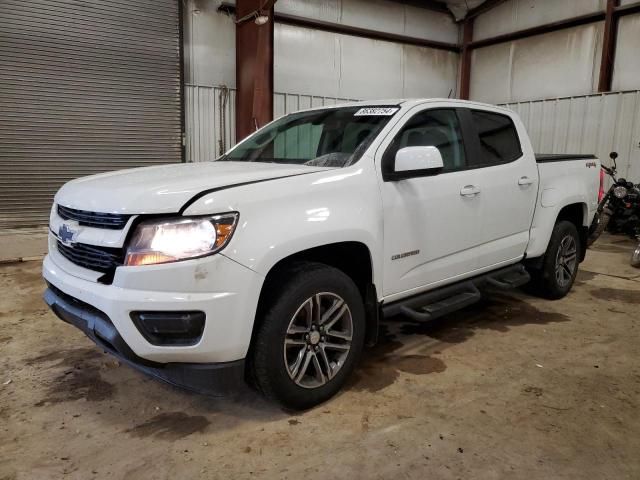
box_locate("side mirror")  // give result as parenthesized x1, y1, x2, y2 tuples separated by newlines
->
(392, 146, 444, 180)
(610, 151, 618, 169)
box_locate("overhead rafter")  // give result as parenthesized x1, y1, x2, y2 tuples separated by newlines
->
(219, 2, 460, 52)
(464, 0, 508, 20)
(615, 0, 640, 16)
(468, 11, 606, 49)
(385, 0, 451, 16)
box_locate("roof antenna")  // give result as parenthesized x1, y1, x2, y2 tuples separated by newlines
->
(448, 89, 453, 99)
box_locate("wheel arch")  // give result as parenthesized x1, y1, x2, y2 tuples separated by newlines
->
(250, 242, 380, 356)
(556, 202, 589, 261)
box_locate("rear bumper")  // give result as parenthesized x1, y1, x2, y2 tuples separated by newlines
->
(44, 285, 245, 395)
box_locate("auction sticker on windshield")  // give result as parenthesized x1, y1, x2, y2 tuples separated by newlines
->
(354, 107, 399, 116)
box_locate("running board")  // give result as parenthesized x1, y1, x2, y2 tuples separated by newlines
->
(383, 263, 530, 323)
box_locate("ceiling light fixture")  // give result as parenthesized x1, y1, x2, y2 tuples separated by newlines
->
(254, 13, 269, 25)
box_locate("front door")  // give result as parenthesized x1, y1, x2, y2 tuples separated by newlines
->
(377, 107, 485, 299)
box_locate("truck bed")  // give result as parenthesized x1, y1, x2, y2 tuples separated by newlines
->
(535, 154, 598, 163)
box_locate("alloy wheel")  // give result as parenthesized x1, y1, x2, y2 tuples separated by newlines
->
(283, 292, 353, 389)
(555, 235, 577, 287)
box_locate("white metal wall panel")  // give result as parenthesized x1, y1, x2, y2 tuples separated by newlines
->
(184, 0, 236, 87)
(185, 85, 236, 163)
(470, 23, 604, 104)
(474, 0, 606, 41)
(502, 91, 640, 182)
(275, 24, 459, 100)
(612, 14, 640, 92)
(0, 0, 182, 228)
(185, 85, 353, 162)
(275, 0, 458, 44)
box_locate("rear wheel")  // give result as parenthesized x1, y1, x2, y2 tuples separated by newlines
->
(248, 262, 365, 410)
(531, 221, 581, 299)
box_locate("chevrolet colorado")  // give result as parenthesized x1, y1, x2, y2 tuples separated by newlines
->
(43, 99, 600, 409)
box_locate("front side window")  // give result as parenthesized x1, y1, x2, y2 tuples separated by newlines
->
(220, 106, 398, 168)
(383, 109, 467, 175)
(470, 110, 522, 166)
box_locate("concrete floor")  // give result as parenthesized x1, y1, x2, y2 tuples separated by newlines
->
(1, 234, 639, 480)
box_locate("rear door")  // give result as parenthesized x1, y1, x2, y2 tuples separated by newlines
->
(462, 109, 538, 268)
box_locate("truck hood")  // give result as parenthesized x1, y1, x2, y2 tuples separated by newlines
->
(55, 161, 334, 214)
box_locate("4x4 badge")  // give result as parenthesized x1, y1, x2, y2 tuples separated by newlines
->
(58, 224, 77, 245)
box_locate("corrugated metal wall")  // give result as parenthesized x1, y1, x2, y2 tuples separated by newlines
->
(184, 0, 460, 100)
(612, 13, 640, 91)
(473, 0, 606, 41)
(275, 24, 459, 100)
(0, 0, 183, 229)
(470, 22, 604, 104)
(185, 84, 355, 162)
(501, 90, 640, 181)
(276, 0, 459, 44)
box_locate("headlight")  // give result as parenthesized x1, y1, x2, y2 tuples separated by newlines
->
(125, 213, 239, 267)
(614, 186, 628, 199)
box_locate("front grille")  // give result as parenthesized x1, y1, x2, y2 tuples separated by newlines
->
(47, 282, 110, 320)
(57, 240, 124, 273)
(58, 205, 131, 230)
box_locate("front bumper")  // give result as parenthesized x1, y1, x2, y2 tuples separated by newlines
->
(43, 241, 265, 364)
(44, 285, 245, 395)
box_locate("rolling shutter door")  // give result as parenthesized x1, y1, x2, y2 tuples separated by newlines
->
(0, 0, 183, 228)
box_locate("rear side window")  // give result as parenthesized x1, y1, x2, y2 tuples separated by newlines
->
(470, 111, 522, 166)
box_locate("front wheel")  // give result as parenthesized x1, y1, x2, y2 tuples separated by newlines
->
(531, 221, 581, 299)
(248, 262, 365, 410)
(632, 242, 640, 268)
(587, 210, 611, 247)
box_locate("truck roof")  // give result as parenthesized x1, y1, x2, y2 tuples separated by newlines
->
(304, 98, 514, 114)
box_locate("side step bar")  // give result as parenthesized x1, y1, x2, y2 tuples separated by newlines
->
(383, 263, 531, 323)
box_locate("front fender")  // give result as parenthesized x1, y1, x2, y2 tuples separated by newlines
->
(182, 164, 384, 288)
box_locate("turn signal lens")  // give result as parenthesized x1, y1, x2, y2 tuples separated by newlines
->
(125, 252, 177, 267)
(124, 213, 239, 266)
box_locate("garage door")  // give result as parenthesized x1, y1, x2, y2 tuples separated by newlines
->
(0, 0, 183, 229)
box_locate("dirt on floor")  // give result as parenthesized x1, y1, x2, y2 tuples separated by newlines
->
(1, 234, 639, 480)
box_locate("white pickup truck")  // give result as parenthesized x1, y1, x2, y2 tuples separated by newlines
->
(43, 99, 600, 409)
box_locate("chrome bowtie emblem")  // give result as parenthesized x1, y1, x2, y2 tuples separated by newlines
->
(58, 224, 77, 245)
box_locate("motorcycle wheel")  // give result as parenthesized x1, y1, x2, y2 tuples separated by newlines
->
(631, 242, 640, 268)
(587, 211, 612, 247)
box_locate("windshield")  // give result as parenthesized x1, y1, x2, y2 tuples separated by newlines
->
(219, 106, 399, 168)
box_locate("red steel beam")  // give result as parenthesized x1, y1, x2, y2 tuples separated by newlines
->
(459, 17, 474, 100)
(235, 0, 274, 142)
(599, 0, 620, 92)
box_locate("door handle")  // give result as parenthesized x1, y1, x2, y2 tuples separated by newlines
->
(460, 185, 481, 197)
(518, 176, 534, 186)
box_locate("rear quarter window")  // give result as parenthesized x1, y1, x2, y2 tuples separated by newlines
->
(471, 110, 522, 166)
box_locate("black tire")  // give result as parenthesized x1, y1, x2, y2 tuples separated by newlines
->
(587, 210, 611, 247)
(248, 262, 365, 410)
(531, 221, 581, 299)
(631, 242, 640, 268)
